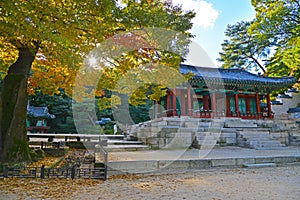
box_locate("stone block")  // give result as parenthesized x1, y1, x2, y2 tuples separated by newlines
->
(255, 157, 275, 163)
(221, 132, 236, 138)
(198, 122, 212, 128)
(272, 156, 299, 163)
(184, 121, 199, 128)
(289, 131, 300, 137)
(211, 158, 236, 167)
(236, 158, 255, 165)
(151, 121, 167, 127)
(198, 140, 217, 146)
(108, 160, 158, 172)
(243, 163, 277, 168)
(189, 159, 212, 169)
(158, 160, 189, 169)
(225, 137, 237, 144)
(164, 135, 192, 149)
(146, 137, 157, 145)
(225, 122, 257, 128)
(221, 128, 237, 133)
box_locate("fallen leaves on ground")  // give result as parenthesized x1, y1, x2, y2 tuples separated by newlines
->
(0, 178, 102, 199)
(26, 156, 63, 168)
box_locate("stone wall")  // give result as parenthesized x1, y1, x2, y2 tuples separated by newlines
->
(272, 92, 300, 115)
(128, 116, 300, 150)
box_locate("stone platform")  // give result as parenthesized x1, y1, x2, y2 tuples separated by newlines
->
(103, 146, 300, 175)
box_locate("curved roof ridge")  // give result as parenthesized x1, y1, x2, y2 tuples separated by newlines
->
(179, 63, 297, 91)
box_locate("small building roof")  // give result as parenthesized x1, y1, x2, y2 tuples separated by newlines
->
(180, 64, 297, 92)
(27, 106, 55, 119)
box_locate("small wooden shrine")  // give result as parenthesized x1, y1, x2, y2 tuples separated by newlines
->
(27, 105, 55, 133)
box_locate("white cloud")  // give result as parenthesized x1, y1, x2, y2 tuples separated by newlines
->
(171, 0, 220, 29)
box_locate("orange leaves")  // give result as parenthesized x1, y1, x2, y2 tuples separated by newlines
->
(29, 56, 77, 96)
(109, 31, 157, 52)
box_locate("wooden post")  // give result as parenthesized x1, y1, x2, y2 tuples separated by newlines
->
(234, 93, 240, 117)
(157, 100, 161, 116)
(172, 89, 177, 116)
(211, 91, 217, 117)
(267, 93, 272, 118)
(71, 166, 75, 180)
(167, 92, 171, 111)
(255, 92, 261, 118)
(3, 164, 8, 178)
(187, 86, 192, 116)
(152, 101, 156, 119)
(246, 95, 250, 116)
(203, 95, 209, 110)
(41, 165, 45, 179)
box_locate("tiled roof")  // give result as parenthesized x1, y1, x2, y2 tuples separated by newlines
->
(180, 64, 297, 92)
(27, 106, 55, 119)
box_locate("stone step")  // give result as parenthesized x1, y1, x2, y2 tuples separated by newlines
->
(198, 122, 212, 128)
(237, 128, 270, 131)
(198, 139, 217, 147)
(107, 140, 144, 145)
(225, 122, 257, 128)
(238, 132, 270, 138)
(196, 132, 221, 140)
(289, 141, 300, 146)
(290, 131, 300, 137)
(248, 140, 283, 146)
(178, 128, 197, 133)
(221, 128, 237, 133)
(248, 140, 285, 149)
(104, 144, 149, 152)
(243, 163, 277, 168)
(254, 146, 286, 150)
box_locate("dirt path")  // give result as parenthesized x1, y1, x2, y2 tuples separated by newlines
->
(1, 165, 300, 200)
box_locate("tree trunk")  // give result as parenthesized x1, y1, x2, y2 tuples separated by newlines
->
(0, 47, 37, 162)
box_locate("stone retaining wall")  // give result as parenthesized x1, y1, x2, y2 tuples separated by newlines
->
(128, 115, 300, 149)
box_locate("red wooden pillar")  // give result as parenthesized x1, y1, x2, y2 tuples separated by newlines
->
(179, 89, 186, 116)
(152, 101, 156, 119)
(157, 100, 161, 116)
(226, 95, 231, 117)
(187, 86, 192, 116)
(234, 93, 240, 117)
(167, 92, 171, 111)
(172, 89, 177, 116)
(203, 95, 209, 111)
(211, 91, 217, 117)
(246, 95, 250, 116)
(266, 93, 272, 118)
(255, 92, 261, 118)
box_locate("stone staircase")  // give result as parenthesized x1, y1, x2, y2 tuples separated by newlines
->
(236, 128, 285, 150)
(102, 135, 149, 152)
(191, 119, 224, 149)
(127, 116, 299, 150)
(289, 130, 300, 146)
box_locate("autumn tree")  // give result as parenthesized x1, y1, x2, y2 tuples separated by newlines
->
(0, 0, 195, 162)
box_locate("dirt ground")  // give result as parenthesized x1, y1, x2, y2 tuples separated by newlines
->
(1, 165, 299, 200)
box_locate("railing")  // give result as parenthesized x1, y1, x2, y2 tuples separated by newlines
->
(193, 110, 226, 118)
(94, 143, 108, 181)
(0, 164, 106, 180)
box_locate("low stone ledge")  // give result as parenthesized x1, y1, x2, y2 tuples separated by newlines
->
(211, 158, 237, 167)
(158, 160, 189, 169)
(189, 159, 212, 169)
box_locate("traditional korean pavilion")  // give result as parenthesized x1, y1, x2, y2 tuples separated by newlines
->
(27, 105, 55, 133)
(156, 64, 297, 119)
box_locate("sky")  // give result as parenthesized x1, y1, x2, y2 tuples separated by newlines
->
(171, 0, 256, 67)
